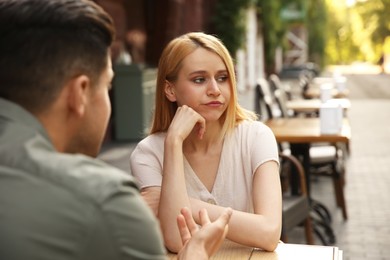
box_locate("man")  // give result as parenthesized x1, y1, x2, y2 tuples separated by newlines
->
(0, 0, 231, 259)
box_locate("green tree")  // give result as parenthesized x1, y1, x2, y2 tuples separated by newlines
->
(324, 0, 362, 64)
(307, 0, 327, 68)
(212, 0, 254, 56)
(213, 0, 329, 72)
(256, 0, 285, 74)
(355, 0, 390, 58)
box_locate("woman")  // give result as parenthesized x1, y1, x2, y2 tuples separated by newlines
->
(130, 32, 281, 253)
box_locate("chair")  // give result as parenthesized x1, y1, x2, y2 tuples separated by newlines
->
(298, 71, 315, 99)
(256, 79, 313, 244)
(309, 144, 348, 220)
(273, 81, 348, 221)
(256, 76, 345, 244)
(279, 153, 314, 245)
(269, 74, 292, 101)
(255, 78, 276, 120)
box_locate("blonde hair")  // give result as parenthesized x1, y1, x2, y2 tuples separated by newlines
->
(150, 32, 257, 137)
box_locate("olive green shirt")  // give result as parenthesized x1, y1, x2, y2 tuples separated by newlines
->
(0, 98, 166, 260)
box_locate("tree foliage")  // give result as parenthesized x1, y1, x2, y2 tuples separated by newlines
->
(212, 0, 254, 56)
(306, 0, 327, 67)
(213, 0, 328, 71)
(355, 0, 390, 45)
(256, 0, 285, 74)
(355, 0, 390, 60)
(256, 0, 327, 72)
(324, 0, 390, 64)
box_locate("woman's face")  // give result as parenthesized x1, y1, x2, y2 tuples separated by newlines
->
(168, 48, 231, 122)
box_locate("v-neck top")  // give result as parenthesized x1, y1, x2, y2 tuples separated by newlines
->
(130, 120, 279, 213)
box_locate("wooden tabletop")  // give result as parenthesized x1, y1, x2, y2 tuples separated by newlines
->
(286, 98, 351, 113)
(264, 117, 351, 143)
(304, 87, 349, 99)
(167, 240, 342, 259)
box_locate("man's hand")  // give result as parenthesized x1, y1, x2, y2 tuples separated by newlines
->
(177, 207, 232, 259)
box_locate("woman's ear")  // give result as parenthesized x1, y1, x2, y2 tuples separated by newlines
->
(66, 75, 90, 117)
(164, 80, 176, 102)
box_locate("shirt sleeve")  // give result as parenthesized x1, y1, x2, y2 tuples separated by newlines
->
(129, 135, 164, 189)
(249, 121, 280, 173)
(100, 182, 167, 260)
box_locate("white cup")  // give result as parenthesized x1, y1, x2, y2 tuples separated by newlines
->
(334, 76, 347, 91)
(320, 83, 333, 103)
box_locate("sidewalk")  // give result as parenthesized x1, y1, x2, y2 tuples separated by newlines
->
(98, 65, 390, 260)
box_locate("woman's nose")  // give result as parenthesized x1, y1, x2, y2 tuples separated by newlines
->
(207, 78, 221, 95)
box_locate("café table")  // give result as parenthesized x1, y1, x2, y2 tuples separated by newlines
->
(264, 117, 351, 194)
(301, 76, 349, 100)
(264, 117, 351, 244)
(304, 87, 349, 99)
(265, 117, 351, 145)
(286, 98, 351, 115)
(167, 239, 343, 259)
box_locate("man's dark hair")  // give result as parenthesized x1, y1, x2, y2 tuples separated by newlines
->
(0, 0, 115, 113)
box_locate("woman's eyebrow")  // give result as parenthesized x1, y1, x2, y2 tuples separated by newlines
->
(188, 69, 227, 76)
(188, 70, 207, 76)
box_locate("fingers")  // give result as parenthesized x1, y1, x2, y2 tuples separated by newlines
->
(169, 105, 206, 141)
(215, 208, 232, 242)
(177, 214, 191, 246)
(177, 207, 201, 246)
(177, 207, 233, 258)
(198, 207, 233, 231)
(199, 208, 211, 226)
(181, 207, 199, 235)
(197, 122, 206, 140)
(199, 207, 233, 257)
(215, 207, 233, 227)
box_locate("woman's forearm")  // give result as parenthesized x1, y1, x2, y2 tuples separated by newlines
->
(158, 137, 191, 253)
(190, 198, 281, 251)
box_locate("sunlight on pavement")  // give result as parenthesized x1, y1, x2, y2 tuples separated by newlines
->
(327, 63, 383, 75)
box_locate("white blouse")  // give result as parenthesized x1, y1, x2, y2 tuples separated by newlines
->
(130, 120, 279, 213)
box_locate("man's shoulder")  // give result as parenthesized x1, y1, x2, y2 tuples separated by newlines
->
(0, 154, 163, 260)
(50, 153, 140, 203)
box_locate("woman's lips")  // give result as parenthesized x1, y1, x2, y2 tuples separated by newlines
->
(205, 101, 223, 107)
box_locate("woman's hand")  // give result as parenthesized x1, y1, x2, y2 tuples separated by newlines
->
(167, 105, 206, 142)
(177, 207, 232, 259)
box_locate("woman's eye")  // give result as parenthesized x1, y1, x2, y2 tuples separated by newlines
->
(193, 77, 205, 84)
(217, 75, 228, 82)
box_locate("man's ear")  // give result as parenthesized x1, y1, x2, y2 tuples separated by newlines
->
(164, 80, 176, 102)
(66, 75, 90, 117)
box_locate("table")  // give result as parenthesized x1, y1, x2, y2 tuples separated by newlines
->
(167, 240, 343, 259)
(264, 117, 351, 244)
(264, 116, 351, 195)
(265, 117, 351, 144)
(303, 87, 349, 99)
(286, 98, 351, 114)
(302, 77, 348, 99)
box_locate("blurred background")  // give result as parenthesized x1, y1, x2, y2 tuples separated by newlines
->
(92, 0, 390, 141)
(95, 1, 390, 259)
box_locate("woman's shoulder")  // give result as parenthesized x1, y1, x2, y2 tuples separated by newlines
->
(137, 132, 166, 147)
(131, 132, 166, 157)
(236, 120, 272, 134)
(232, 120, 275, 145)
